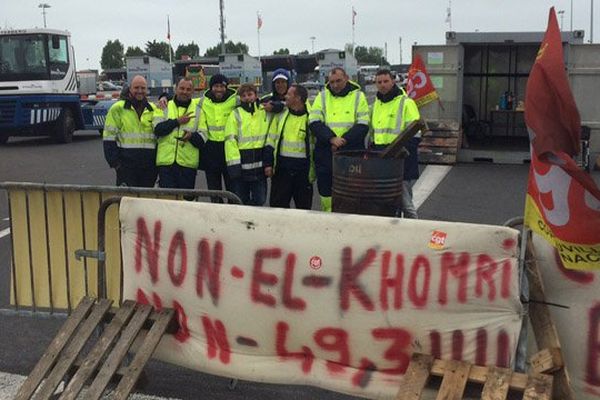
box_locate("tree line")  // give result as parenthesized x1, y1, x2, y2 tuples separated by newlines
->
(100, 40, 389, 70)
(100, 39, 250, 69)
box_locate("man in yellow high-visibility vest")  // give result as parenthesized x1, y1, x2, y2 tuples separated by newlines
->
(103, 75, 157, 187)
(152, 77, 199, 189)
(264, 84, 314, 209)
(370, 69, 421, 218)
(224, 83, 269, 206)
(309, 67, 369, 212)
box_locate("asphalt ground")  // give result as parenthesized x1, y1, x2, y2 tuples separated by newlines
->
(0, 131, 596, 398)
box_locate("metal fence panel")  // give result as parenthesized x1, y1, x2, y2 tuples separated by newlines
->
(1, 182, 241, 314)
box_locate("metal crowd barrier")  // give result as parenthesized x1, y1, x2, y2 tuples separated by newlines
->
(0, 182, 241, 315)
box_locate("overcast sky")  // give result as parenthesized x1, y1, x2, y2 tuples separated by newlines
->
(2, 0, 598, 71)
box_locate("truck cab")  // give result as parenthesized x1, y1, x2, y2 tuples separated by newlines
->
(0, 28, 107, 144)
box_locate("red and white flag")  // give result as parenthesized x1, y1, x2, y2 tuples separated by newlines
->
(524, 7, 600, 270)
(167, 15, 171, 40)
(257, 13, 263, 30)
(406, 54, 439, 107)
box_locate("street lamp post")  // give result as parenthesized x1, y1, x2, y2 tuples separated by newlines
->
(309, 36, 316, 54)
(38, 3, 51, 28)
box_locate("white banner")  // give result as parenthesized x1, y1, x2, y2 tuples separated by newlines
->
(120, 198, 522, 399)
(533, 234, 600, 398)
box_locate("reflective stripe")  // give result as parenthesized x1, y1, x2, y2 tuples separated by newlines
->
(208, 125, 225, 131)
(119, 132, 156, 140)
(354, 90, 361, 118)
(195, 130, 208, 142)
(357, 119, 369, 126)
(308, 118, 321, 124)
(356, 112, 369, 117)
(104, 126, 119, 133)
(238, 135, 268, 144)
(234, 109, 243, 142)
(310, 109, 323, 116)
(226, 134, 236, 141)
(280, 150, 307, 158)
(241, 161, 263, 170)
(327, 122, 354, 129)
(395, 97, 406, 133)
(103, 137, 116, 142)
(373, 128, 398, 134)
(280, 140, 306, 149)
(193, 97, 205, 132)
(320, 90, 327, 121)
(227, 159, 241, 166)
(117, 142, 156, 149)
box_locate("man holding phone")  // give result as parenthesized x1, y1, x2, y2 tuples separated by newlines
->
(152, 77, 200, 189)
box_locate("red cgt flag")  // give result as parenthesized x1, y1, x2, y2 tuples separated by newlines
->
(406, 54, 439, 107)
(524, 7, 600, 270)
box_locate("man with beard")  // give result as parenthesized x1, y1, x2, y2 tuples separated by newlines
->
(153, 77, 199, 189)
(370, 69, 421, 218)
(309, 67, 369, 211)
(189, 74, 238, 202)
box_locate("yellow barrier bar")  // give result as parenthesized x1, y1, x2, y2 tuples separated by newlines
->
(45, 191, 69, 311)
(27, 190, 51, 309)
(10, 190, 32, 307)
(63, 191, 86, 308)
(82, 192, 100, 298)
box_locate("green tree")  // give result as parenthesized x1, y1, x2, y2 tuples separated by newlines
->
(144, 40, 174, 62)
(298, 50, 310, 55)
(204, 41, 249, 57)
(175, 42, 200, 60)
(273, 48, 290, 55)
(354, 45, 388, 65)
(125, 46, 145, 57)
(100, 39, 124, 69)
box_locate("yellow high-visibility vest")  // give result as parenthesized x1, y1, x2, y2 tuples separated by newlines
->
(153, 99, 200, 169)
(370, 91, 421, 145)
(225, 106, 268, 175)
(103, 100, 156, 150)
(309, 82, 369, 136)
(194, 92, 239, 142)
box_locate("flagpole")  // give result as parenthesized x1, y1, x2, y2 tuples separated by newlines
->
(257, 12, 261, 61)
(167, 15, 172, 65)
(352, 6, 356, 56)
(448, 0, 452, 31)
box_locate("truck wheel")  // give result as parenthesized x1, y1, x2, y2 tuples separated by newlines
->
(0, 133, 8, 145)
(54, 108, 75, 143)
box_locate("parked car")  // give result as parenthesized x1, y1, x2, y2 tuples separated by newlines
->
(97, 81, 122, 92)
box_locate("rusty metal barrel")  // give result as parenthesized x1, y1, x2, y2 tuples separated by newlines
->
(332, 150, 404, 217)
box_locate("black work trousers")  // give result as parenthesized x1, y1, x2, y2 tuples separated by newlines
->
(116, 165, 157, 188)
(205, 170, 233, 203)
(269, 168, 313, 210)
(158, 164, 197, 189)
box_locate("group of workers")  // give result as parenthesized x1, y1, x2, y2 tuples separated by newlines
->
(102, 66, 421, 217)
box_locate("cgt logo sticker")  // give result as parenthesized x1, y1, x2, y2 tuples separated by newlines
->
(309, 256, 322, 270)
(428, 230, 447, 250)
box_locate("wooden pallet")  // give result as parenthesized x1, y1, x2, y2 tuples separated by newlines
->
(418, 120, 461, 165)
(397, 353, 553, 400)
(15, 297, 175, 400)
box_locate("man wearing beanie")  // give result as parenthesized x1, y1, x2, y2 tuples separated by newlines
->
(189, 73, 239, 202)
(261, 68, 290, 125)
